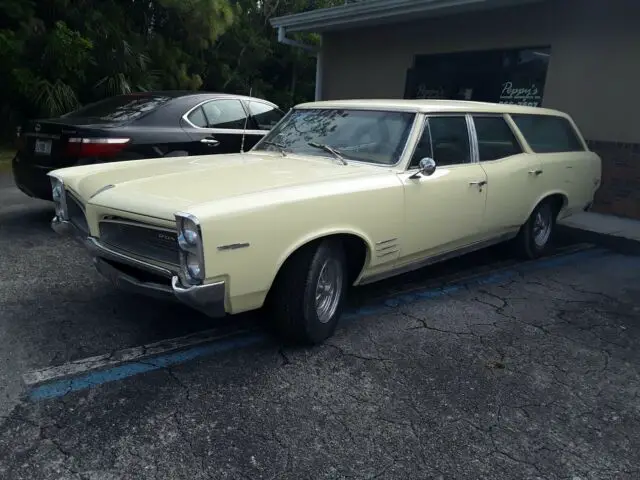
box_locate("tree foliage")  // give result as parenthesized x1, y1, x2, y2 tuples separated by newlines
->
(0, 0, 342, 139)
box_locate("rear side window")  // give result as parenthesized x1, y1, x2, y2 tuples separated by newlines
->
(187, 107, 208, 128)
(248, 102, 284, 130)
(202, 99, 248, 129)
(64, 94, 172, 122)
(511, 114, 585, 153)
(473, 116, 522, 161)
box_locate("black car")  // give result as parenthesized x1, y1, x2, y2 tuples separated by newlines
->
(12, 91, 285, 200)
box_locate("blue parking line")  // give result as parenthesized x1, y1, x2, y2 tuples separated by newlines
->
(28, 247, 606, 401)
(30, 333, 265, 401)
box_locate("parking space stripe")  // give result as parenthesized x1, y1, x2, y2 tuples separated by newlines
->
(28, 333, 265, 401)
(24, 245, 606, 401)
(22, 327, 256, 387)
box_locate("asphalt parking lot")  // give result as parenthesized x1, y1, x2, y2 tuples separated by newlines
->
(1, 172, 639, 480)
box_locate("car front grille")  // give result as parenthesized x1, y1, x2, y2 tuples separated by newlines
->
(66, 191, 89, 234)
(98, 219, 180, 267)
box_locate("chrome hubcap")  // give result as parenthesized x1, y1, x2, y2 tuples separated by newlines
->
(315, 258, 343, 323)
(533, 205, 552, 248)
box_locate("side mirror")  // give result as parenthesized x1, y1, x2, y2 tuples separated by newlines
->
(410, 157, 437, 179)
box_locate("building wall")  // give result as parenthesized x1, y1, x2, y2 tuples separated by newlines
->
(321, 0, 640, 218)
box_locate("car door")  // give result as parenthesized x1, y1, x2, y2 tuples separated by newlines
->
(509, 113, 599, 214)
(470, 114, 544, 236)
(181, 98, 250, 155)
(243, 101, 286, 150)
(399, 114, 488, 264)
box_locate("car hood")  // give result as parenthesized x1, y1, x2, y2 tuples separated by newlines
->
(64, 152, 386, 220)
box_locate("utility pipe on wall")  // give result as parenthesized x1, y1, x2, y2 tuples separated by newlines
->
(276, 26, 323, 101)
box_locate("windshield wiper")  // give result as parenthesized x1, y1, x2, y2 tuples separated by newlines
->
(262, 140, 288, 157)
(307, 142, 348, 165)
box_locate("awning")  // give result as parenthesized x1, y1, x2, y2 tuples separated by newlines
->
(270, 0, 545, 33)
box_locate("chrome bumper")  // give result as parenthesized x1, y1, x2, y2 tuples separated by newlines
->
(51, 216, 226, 318)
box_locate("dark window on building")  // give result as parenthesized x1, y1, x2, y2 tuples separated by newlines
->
(473, 115, 522, 161)
(427, 116, 471, 166)
(404, 46, 551, 107)
(248, 102, 285, 130)
(187, 106, 207, 128)
(202, 99, 248, 129)
(511, 114, 585, 153)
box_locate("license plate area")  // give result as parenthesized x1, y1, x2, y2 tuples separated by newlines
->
(34, 139, 52, 155)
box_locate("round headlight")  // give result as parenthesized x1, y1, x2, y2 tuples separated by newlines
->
(52, 184, 62, 202)
(180, 218, 199, 246)
(183, 228, 198, 245)
(186, 252, 202, 279)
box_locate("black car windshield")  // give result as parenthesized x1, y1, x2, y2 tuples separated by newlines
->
(253, 108, 416, 165)
(62, 94, 172, 122)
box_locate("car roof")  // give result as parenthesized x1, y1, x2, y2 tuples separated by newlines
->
(112, 91, 279, 106)
(294, 99, 569, 117)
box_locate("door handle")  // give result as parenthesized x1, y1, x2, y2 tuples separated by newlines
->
(469, 180, 487, 186)
(201, 138, 220, 147)
(528, 169, 543, 176)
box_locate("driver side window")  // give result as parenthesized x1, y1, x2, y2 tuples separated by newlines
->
(411, 115, 471, 168)
(409, 121, 433, 169)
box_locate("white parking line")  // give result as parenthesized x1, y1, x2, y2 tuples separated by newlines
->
(22, 326, 254, 387)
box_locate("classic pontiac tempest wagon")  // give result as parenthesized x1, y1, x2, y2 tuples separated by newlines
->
(50, 99, 601, 344)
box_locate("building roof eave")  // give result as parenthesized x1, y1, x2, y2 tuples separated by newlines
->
(270, 0, 543, 33)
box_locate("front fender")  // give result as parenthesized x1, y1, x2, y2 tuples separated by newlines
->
(272, 226, 376, 287)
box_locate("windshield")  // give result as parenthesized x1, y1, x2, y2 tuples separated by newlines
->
(253, 108, 416, 165)
(62, 94, 172, 122)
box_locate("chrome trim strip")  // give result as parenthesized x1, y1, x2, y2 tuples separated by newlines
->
(466, 113, 480, 164)
(359, 231, 519, 285)
(85, 237, 175, 278)
(89, 184, 115, 199)
(217, 242, 250, 251)
(181, 97, 276, 133)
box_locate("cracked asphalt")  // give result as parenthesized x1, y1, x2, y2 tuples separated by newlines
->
(1, 173, 640, 479)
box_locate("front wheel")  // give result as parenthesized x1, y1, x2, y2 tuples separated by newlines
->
(269, 239, 348, 345)
(515, 200, 557, 259)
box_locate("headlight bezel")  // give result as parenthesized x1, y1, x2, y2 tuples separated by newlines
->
(49, 175, 68, 220)
(175, 212, 205, 285)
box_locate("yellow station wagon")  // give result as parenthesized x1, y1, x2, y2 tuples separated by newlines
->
(49, 99, 602, 344)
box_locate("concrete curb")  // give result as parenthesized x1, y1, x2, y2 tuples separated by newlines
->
(557, 225, 640, 256)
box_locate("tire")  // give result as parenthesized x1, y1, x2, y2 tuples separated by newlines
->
(269, 239, 348, 345)
(515, 200, 557, 259)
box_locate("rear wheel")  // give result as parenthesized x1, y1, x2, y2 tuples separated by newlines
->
(515, 200, 557, 259)
(269, 239, 348, 345)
